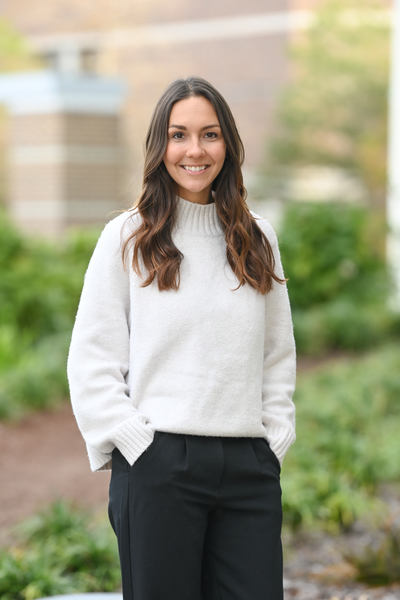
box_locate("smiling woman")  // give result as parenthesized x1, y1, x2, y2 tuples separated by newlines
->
(67, 76, 296, 600)
(163, 96, 226, 205)
(122, 77, 285, 293)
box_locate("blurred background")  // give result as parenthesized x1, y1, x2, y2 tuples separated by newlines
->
(1, 0, 400, 598)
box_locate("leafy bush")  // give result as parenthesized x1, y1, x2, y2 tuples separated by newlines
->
(0, 501, 120, 600)
(281, 344, 400, 529)
(278, 201, 395, 354)
(0, 209, 99, 342)
(291, 300, 396, 355)
(0, 332, 70, 420)
(0, 209, 100, 418)
(280, 201, 387, 308)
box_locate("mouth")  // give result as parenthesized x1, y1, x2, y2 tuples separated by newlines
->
(181, 165, 210, 172)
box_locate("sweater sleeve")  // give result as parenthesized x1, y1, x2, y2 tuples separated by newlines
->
(257, 218, 296, 466)
(67, 214, 155, 472)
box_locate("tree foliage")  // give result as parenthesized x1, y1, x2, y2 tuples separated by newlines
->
(266, 0, 390, 206)
(0, 19, 40, 73)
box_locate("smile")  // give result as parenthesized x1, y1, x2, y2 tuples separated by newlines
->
(181, 165, 209, 172)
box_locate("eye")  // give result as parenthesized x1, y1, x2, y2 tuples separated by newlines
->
(205, 131, 218, 139)
(171, 132, 185, 140)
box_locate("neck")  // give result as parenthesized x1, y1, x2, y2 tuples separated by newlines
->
(177, 187, 213, 205)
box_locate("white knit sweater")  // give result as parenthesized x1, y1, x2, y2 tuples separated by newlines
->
(67, 197, 296, 472)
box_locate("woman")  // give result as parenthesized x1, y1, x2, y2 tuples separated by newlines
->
(68, 76, 296, 600)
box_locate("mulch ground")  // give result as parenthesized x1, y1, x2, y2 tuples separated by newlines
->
(0, 403, 110, 546)
(0, 402, 399, 600)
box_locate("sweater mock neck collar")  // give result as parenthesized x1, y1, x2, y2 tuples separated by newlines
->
(175, 196, 222, 236)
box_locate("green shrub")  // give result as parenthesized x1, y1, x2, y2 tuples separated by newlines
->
(0, 325, 31, 372)
(282, 344, 400, 529)
(0, 210, 100, 342)
(278, 201, 395, 354)
(0, 332, 70, 420)
(280, 201, 388, 309)
(292, 300, 396, 355)
(0, 501, 121, 599)
(0, 209, 100, 418)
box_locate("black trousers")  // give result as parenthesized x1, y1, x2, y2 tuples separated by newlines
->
(108, 432, 283, 600)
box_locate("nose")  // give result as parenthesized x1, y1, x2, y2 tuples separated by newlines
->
(186, 137, 205, 158)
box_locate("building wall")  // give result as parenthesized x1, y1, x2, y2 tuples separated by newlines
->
(8, 111, 122, 235)
(0, 0, 290, 32)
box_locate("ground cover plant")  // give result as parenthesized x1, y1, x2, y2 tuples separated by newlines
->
(0, 501, 120, 600)
(345, 516, 400, 585)
(281, 344, 400, 530)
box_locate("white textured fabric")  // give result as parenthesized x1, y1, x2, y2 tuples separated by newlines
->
(67, 197, 296, 471)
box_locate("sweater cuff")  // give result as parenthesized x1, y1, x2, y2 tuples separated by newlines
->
(112, 416, 155, 466)
(86, 445, 113, 472)
(264, 425, 296, 466)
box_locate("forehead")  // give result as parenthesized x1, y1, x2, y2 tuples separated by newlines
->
(169, 96, 219, 125)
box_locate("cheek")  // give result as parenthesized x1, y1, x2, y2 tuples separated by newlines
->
(216, 142, 226, 163)
(164, 144, 180, 168)
(215, 144, 226, 168)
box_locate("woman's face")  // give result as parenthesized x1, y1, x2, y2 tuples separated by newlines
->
(163, 95, 227, 205)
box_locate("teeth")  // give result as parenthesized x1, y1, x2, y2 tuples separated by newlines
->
(183, 165, 207, 172)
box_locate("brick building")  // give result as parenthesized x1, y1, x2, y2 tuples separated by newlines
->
(0, 73, 125, 235)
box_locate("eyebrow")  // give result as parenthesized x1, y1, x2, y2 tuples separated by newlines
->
(168, 124, 221, 130)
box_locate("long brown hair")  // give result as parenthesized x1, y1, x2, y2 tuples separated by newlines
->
(122, 76, 285, 293)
